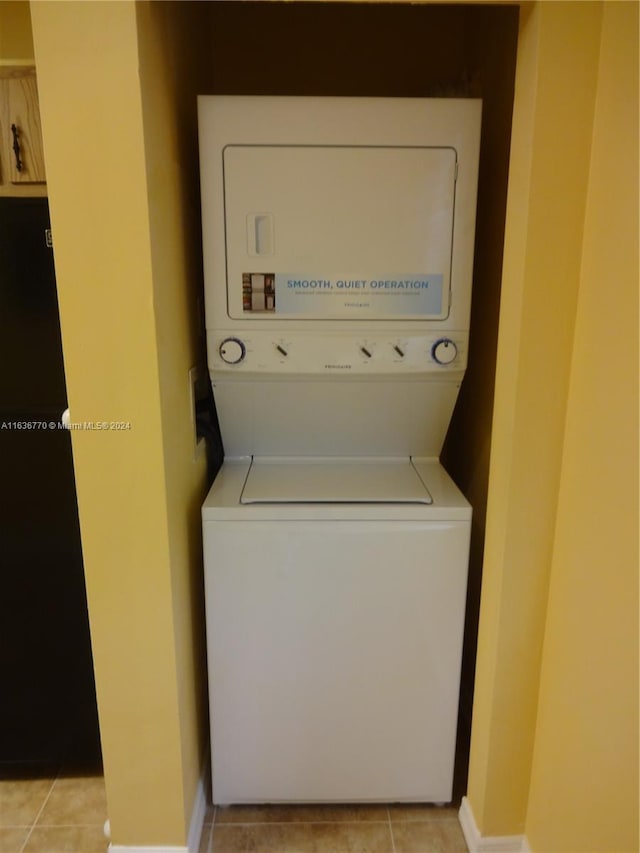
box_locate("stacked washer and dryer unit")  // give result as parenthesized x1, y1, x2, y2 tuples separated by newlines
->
(199, 96, 481, 806)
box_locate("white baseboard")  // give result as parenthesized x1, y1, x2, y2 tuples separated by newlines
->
(459, 797, 531, 853)
(109, 759, 209, 853)
(109, 847, 187, 853)
(186, 768, 208, 853)
(109, 847, 190, 853)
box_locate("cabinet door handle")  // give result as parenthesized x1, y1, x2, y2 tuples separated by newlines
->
(11, 124, 23, 172)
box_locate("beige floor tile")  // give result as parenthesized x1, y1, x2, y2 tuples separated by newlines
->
(22, 825, 109, 853)
(392, 819, 467, 852)
(199, 821, 213, 853)
(0, 826, 31, 853)
(35, 776, 107, 827)
(389, 804, 459, 822)
(215, 803, 389, 824)
(211, 821, 393, 852)
(0, 779, 55, 828)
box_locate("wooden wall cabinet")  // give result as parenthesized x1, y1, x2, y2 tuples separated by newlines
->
(0, 68, 46, 186)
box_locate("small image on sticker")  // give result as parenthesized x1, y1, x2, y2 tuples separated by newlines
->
(243, 272, 275, 312)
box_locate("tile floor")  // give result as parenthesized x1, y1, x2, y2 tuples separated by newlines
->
(1, 770, 468, 853)
(0, 769, 109, 853)
(199, 803, 468, 853)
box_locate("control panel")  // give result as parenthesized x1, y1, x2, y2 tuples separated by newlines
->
(210, 331, 467, 375)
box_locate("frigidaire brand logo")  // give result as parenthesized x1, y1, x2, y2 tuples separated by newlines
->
(325, 364, 352, 370)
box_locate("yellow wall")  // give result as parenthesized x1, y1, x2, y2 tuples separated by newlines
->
(467, 0, 602, 834)
(524, 3, 638, 849)
(0, 1, 33, 63)
(134, 0, 213, 830)
(30, 0, 208, 845)
(467, 0, 638, 847)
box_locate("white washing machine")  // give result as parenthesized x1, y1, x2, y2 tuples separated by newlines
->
(198, 96, 481, 805)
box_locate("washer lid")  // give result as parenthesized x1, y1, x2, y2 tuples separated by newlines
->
(240, 457, 432, 505)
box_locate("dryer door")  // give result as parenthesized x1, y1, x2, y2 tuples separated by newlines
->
(223, 145, 456, 321)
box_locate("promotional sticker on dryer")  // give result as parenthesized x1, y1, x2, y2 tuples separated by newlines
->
(242, 271, 444, 317)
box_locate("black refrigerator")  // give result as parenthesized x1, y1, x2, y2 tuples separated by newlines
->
(0, 197, 101, 773)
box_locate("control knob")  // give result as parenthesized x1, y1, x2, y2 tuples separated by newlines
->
(432, 338, 458, 365)
(219, 337, 246, 365)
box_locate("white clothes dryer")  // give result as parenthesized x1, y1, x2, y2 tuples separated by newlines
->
(198, 96, 481, 805)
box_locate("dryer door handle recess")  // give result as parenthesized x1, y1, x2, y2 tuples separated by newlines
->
(247, 213, 274, 256)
